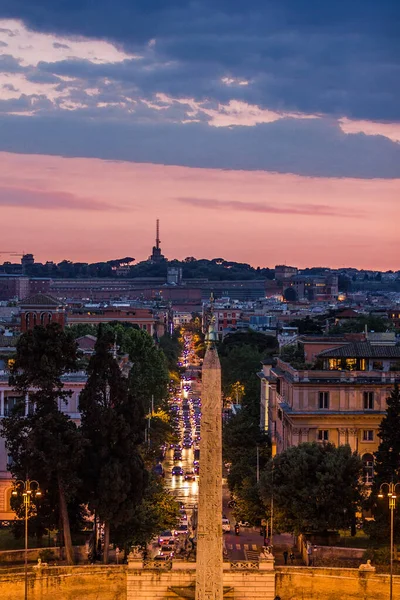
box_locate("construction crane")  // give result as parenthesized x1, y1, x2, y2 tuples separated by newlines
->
(0, 251, 24, 261)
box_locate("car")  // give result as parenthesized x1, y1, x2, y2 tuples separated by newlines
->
(154, 554, 172, 561)
(174, 524, 189, 536)
(222, 518, 231, 533)
(171, 466, 184, 476)
(194, 465, 199, 475)
(238, 520, 251, 527)
(158, 530, 175, 545)
(184, 470, 196, 481)
(183, 441, 192, 448)
(159, 544, 175, 557)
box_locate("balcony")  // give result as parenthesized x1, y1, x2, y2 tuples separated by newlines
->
(274, 359, 400, 385)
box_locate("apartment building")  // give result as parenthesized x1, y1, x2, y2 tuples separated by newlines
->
(0, 371, 87, 520)
(259, 342, 400, 482)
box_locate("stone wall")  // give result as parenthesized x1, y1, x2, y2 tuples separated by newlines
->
(0, 545, 87, 565)
(0, 565, 126, 600)
(276, 566, 400, 600)
(0, 562, 399, 599)
(127, 559, 275, 600)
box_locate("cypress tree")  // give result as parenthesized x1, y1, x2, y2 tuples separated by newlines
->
(79, 327, 147, 563)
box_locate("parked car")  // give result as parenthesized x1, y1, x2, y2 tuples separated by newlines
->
(238, 521, 251, 527)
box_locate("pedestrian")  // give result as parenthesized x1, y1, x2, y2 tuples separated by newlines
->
(289, 551, 295, 565)
(306, 543, 312, 566)
(283, 550, 288, 565)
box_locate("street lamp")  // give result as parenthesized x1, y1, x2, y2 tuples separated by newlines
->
(12, 479, 41, 600)
(378, 481, 400, 600)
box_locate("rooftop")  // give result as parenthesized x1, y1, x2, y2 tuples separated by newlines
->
(19, 293, 64, 307)
(318, 342, 400, 359)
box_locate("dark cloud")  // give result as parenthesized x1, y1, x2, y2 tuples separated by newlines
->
(0, 113, 399, 179)
(52, 42, 70, 49)
(0, 185, 118, 210)
(0, 94, 53, 114)
(0, 0, 398, 121)
(0, 54, 25, 72)
(0, 26, 17, 36)
(176, 197, 357, 217)
(0, 40, 8, 47)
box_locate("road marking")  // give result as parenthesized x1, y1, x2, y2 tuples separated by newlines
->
(236, 544, 241, 550)
(252, 544, 258, 551)
(227, 544, 233, 550)
(244, 544, 249, 550)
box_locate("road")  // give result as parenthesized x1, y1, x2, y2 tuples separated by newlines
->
(163, 340, 265, 561)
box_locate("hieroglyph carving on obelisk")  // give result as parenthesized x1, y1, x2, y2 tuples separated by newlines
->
(195, 321, 223, 600)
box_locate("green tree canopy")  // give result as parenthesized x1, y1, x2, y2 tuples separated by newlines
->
(119, 328, 169, 410)
(78, 327, 147, 562)
(260, 442, 364, 535)
(1, 323, 84, 564)
(366, 385, 400, 543)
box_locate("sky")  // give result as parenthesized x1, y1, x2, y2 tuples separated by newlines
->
(0, 1, 399, 270)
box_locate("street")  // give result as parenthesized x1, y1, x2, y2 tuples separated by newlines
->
(163, 333, 265, 561)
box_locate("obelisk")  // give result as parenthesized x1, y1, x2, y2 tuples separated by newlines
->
(195, 319, 223, 600)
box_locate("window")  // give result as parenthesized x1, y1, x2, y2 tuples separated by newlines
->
(363, 430, 374, 442)
(363, 391, 374, 410)
(318, 391, 330, 409)
(363, 453, 374, 483)
(4, 396, 24, 417)
(318, 430, 329, 441)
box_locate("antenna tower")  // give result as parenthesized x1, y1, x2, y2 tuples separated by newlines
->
(156, 219, 160, 250)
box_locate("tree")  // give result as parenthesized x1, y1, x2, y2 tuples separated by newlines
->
(260, 442, 364, 535)
(67, 323, 99, 339)
(120, 328, 169, 410)
(0, 323, 84, 564)
(288, 317, 323, 335)
(330, 315, 391, 334)
(112, 473, 180, 551)
(366, 385, 400, 543)
(79, 327, 147, 563)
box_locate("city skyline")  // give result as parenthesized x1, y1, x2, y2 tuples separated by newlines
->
(0, 2, 399, 270)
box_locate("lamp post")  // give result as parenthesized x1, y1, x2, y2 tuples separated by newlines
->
(378, 481, 400, 600)
(12, 479, 41, 600)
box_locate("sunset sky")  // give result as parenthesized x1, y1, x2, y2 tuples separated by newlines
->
(0, 1, 399, 270)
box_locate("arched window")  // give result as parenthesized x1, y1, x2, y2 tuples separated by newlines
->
(363, 453, 374, 484)
(40, 312, 52, 325)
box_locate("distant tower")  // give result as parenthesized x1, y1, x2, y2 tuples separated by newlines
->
(149, 219, 165, 263)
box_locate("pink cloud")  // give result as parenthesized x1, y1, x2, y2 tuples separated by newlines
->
(176, 197, 362, 217)
(0, 185, 117, 210)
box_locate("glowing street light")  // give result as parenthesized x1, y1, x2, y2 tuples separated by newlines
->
(378, 481, 400, 600)
(12, 479, 41, 600)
